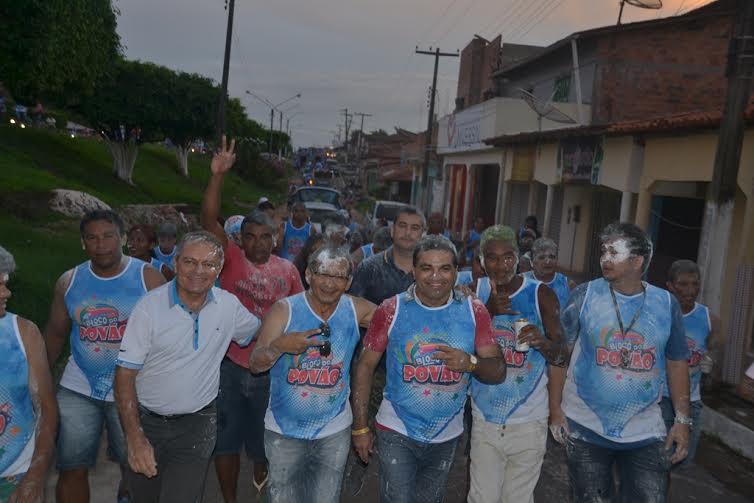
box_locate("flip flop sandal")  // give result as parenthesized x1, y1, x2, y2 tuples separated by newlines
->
(253, 473, 269, 493)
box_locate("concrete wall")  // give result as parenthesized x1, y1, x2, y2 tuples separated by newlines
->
(558, 184, 593, 274)
(497, 41, 598, 106)
(599, 136, 637, 192)
(533, 142, 559, 186)
(437, 98, 590, 153)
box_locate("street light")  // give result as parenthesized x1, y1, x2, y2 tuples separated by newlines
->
(245, 90, 300, 155)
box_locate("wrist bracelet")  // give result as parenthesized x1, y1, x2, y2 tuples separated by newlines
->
(674, 414, 693, 426)
(351, 427, 370, 436)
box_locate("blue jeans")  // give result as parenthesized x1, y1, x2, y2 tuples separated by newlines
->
(215, 358, 270, 463)
(264, 428, 351, 503)
(566, 435, 672, 503)
(56, 387, 127, 470)
(659, 397, 703, 468)
(376, 428, 459, 503)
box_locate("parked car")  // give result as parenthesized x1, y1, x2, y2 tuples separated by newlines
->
(371, 200, 410, 227)
(293, 186, 350, 232)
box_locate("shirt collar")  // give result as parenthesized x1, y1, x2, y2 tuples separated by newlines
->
(404, 283, 464, 304)
(168, 280, 216, 311)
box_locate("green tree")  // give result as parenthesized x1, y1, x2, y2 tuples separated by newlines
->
(74, 59, 174, 183)
(0, 0, 121, 105)
(163, 72, 219, 177)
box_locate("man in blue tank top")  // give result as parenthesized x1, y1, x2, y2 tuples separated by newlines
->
(553, 223, 691, 503)
(469, 226, 567, 503)
(278, 202, 314, 262)
(0, 246, 58, 502)
(43, 210, 165, 502)
(524, 237, 576, 309)
(352, 235, 505, 503)
(660, 260, 721, 469)
(250, 246, 376, 503)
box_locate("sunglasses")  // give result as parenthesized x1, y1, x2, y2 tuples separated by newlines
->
(319, 322, 331, 357)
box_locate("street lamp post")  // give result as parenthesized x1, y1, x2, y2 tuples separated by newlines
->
(244, 91, 300, 156)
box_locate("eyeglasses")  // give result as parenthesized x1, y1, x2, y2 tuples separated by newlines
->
(179, 258, 220, 272)
(319, 322, 331, 357)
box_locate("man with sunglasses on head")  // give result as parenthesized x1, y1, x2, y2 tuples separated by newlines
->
(201, 137, 304, 501)
(250, 245, 376, 503)
(551, 222, 691, 503)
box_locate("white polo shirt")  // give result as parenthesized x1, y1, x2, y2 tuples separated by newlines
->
(116, 281, 260, 415)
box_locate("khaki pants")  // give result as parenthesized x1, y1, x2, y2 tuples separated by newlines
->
(467, 417, 548, 503)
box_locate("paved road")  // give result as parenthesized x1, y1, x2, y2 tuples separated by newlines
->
(44, 431, 754, 502)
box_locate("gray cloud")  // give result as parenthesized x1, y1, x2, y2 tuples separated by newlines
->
(116, 0, 707, 146)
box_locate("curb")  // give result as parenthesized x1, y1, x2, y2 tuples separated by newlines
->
(701, 406, 754, 461)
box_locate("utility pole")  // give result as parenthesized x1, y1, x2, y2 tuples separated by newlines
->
(340, 108, 353, 162)
(354, 112, 372, 161)
(269, 108, 275, 155)
(697, 1, 754, 383)
(416, 46, 458, 212)
(216, 0, 236, 141)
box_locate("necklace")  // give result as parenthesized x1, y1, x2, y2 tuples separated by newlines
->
(608, 284, 646, 337)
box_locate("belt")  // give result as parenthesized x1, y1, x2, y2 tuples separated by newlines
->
(140, 400, 215, 421)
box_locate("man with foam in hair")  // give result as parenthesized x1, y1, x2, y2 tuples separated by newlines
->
(468, 225, 566, 503)
(249, 246, 376, 502)
(525, 238, 576, 308)
(114, 231, 261, 501)
(44, 209, 165, 502)
(0, 245, 58, 502)
(352, 235, 505, 503)
(660, 259, 721, 469)
(201, 137, 304, 500)
(553, 222, 691, 502)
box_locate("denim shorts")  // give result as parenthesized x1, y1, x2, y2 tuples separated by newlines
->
(56, 386, 127, 470)
(214, 358, 270, 462)
(659, 397, 703, 468)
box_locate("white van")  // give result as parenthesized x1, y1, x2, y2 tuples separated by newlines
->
(372, 200, 410, 227)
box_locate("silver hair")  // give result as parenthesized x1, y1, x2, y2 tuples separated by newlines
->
(242, 210, 278, 234)
(0, 245, 16, 276)
(531, 237, 558, 257)
(175, 231, 225, 268)
(412, 235, 458, 267)
(308, 245, 354, 277)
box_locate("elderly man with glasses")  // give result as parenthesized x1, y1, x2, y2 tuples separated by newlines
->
(114, 231, 261, 502)
(250, 245, 376, 503)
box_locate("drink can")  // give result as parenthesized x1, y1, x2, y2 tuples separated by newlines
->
(514, 318, 530, 352)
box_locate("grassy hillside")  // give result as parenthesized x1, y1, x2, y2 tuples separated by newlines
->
(0, 124, 280, 329)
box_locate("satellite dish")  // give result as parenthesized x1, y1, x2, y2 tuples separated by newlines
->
(518, 89, 577, 131)
(618, 0, 662, 25)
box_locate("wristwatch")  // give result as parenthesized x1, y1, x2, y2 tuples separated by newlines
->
(674, 413, 693, 427)
(468, 354, 478, 373)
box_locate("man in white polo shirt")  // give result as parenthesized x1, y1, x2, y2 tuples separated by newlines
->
(114, 231, 261, 502)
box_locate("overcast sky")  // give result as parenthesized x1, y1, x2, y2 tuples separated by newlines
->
(117, 0, 711, 147)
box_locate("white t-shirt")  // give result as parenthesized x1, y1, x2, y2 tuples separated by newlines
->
(116, 281, 260, 415)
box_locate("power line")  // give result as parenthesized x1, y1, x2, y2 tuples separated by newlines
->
(511, 0, 568, 42)
(498, 0, 550, 41)
(434, 0, 482, 45)
(480, 0, 523, 38)
(490, 0, 540, 41)
(504, 0, 559, 42)
(419, 0, 462, 43)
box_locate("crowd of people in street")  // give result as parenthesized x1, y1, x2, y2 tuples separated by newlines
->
(0, 136, 719, 503)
